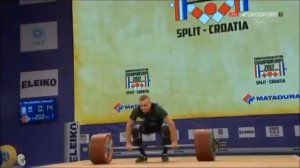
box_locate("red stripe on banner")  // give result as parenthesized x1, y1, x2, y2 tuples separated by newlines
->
(219, 3, 231, 15)
(191, 7, 203, 19)
(234, 0, 239, 14)
(175, 0, 179, 21)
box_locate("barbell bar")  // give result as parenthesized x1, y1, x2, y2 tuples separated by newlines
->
(89, 129, 226, 164)
(113, 144, 193, 150)
(113, 141, 226, 150)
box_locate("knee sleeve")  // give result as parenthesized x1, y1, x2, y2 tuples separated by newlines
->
(132, 124, 143, 146)
(161, 124, 171, 145)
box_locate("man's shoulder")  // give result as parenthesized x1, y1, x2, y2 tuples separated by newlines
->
(132, 105, 141, 113)
(130, 106, 142, 120)
(152, 102, 159, 107)
(153, 103, 166, 112)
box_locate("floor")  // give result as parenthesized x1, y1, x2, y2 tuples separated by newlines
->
(42, 155, 300, 168)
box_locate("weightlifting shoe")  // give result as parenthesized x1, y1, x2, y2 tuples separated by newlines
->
(135, 154, 147, 163)
(161, 154, 169, 162)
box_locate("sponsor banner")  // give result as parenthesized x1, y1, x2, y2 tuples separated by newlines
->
(20, 69, 58, 98)
(238, 127, 256, 138)
(294, 125, 300, 137)
(142, 133, 156, 142)
(188, 128, 228, 139)
(266, 126, 284, 137)
(19, 0, 56, 5)
(119, 132, 156, 143)
(82, 147, 88, 153)
(114, 102, 138, 113)
(188, 129, 196, 140)
(213, 128, 229, 139)
(176, 130, 179, 140)
(64, 122, 80, 162)
(80, 134, 90, 144)
(243, 93, 300, 105)
(20, 21, 58, 52)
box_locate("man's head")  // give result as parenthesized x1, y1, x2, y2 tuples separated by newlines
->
(139, 95, 151, 113)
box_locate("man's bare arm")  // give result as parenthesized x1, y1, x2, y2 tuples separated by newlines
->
(125, 118, 135, 146)
(164, 115, 178, 146)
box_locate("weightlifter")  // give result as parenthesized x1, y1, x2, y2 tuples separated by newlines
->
(125, 95, 178, 163)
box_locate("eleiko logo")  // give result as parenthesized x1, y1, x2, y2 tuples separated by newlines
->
(20, 69, 58, 98)
(170, 0, 249, 24)
(21, 78, 57, 89)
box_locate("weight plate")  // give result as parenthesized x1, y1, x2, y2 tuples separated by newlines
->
(194, 129, 216, 161)
(89, 133, 113, 164)
(0, 145, 17, 167)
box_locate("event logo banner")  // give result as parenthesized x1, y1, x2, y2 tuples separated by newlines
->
(254, 55, 287, 85)
(125, 68, 150, 95)
(172, 0, 248, 23)
(20, 69, 58, 98)
(172, 0, 250, 38)
(20, 21, 58, 52)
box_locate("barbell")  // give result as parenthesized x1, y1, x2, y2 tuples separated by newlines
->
(89, 129, 225, 164)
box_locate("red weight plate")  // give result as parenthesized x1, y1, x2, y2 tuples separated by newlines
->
(89, 133, 113, 164)
(194, 129, 216, 161)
